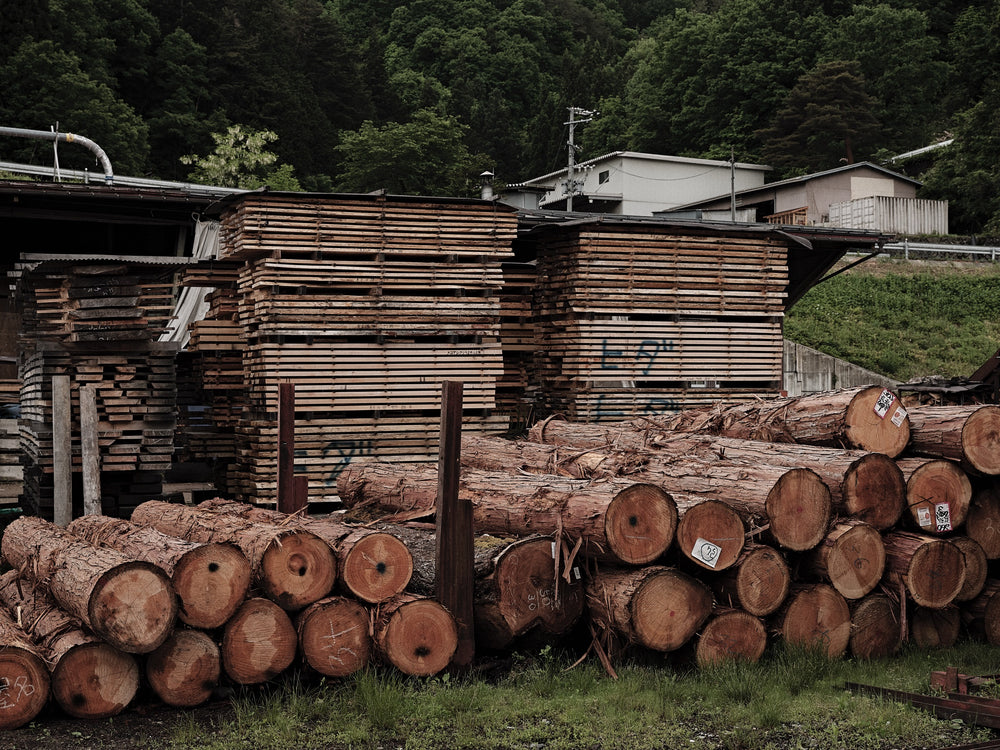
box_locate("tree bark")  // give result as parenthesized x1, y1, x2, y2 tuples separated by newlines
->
(951, 536, 988, 603)
(585, 566, 712, 652)
(773, 583, 851, 659)
(906, 404, 1000, 475)
(963, 482, 1000, 559)
(848, 593, 901, 659)
(883, 531, 966, 609)
(1, 515, 176, 654)
(0, 606, 50, 729)
(895, 458, 972, 535)
(296, 595, 371, 677)
(373, 594, 458, 677)
(910, 604, 960, 649)
(337, 463, 678, 566)
(694, 609, 767, 668)
(146, 629, 220, 707)
(800, 520, 885, 600)
(961, 578, 1000, 646)
(221, 597, 297, 684)
(131, 500, 336, 611)
(67, 514, 251, 629)
(707, 543, 790, 617)
(0, 570, 139, 719)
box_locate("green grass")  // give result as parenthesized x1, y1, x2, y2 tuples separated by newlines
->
(784, 257, 1000, 381)
(161, 640, 1000, 750)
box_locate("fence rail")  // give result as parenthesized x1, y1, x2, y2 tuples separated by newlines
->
(881, 240, 1000, 261)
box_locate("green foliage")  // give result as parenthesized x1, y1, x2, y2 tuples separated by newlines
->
(181, 124, 301, 190)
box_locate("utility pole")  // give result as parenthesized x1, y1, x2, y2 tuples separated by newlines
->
(565, 107, 597, 212)
(730, 146, 736, 222)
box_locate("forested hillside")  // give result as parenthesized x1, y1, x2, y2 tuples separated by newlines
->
(2, 0, 1000, 233)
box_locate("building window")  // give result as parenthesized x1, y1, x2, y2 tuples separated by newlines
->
(598, 170, 610, 184)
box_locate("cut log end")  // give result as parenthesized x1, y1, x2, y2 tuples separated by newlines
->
(844, 454, 905, 531)
(910, 605, 960, 649)
(222, 598, 297, 685)
(823, 523, 885, 600)
(727, 546, 790, 617)
(51, 642, 139, 720)
(695, 610, 767, 668)
(146, 629, 221, 708)
(963, 406, 1000, 475)
(765, 468, 831, 551)
(260, 530, 337, 610)
(966, 485, 1000, 559)
(676, 499, 745, 572)
(779, 584, 851, 659)
(952, 537, 988, 602)
(903, 459, 971, 535)
(907, 539, 966, 609)
(604, 484, 677, 565)
(297, 596, 372, 677)
(630, 569, 713, 652)
(340, 532, 413, 604)
(89, 561, 178, 654)
(173, 543, 252, 629)
(849, 594, 901, 660)
(493, 537, 585, 637)
(378, 598, 458, 676)
(844, 386, 910, 457)
(0, 647, 50, 729)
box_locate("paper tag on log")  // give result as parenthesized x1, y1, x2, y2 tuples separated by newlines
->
(891, 406, 908, 427)
(935, 502, 952, 532)
(692, 538, 722, 568)
(917, 506, 932, 528)
(573, 567, 581, 581)
(873, 389, 896, 419)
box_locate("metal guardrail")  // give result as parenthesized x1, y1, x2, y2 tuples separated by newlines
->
(882, 240, 1000, 261)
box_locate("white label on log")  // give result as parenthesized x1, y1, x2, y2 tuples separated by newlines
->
(573, 567, 581, 581)
(551, 542, 556, 558)
(873, 389, 896, 419)
(891, 406, 908, 427)
(917, 506, 932, 527)
(692, 538, 722, 568)
(935, 502, 952, 533)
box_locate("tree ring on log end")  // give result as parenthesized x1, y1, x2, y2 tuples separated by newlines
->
(51, 642, 139, 719)
(824, 523, 885, 599)
(848, 594, 900, 660)
(780, 584, 850, 658)
(604, 483, 677, 565)
(963, 406, 1000, 475)
(261, 530, 337, 610)
(952, 537, 988, 602)
(173, 542, 252, 629)
(906, 539, 966, 608)
(146, 629, 220, 707)
(676, 499, 745, 572)
(910, 604, 960, 649)
(843, 454, 905, 530)
(844, 386, 910, 457)
(903, 459, 971, 535)
(765, 468, 831, 551)
(89, 561, 177, 654)
(340, 532, 413, 604)
(297, 596, 372, 677)
(696, 610, 767, 668)
(733, 546, 790, 616)
(494, 536, 585, 636)
(381, 598, 457, 676)
(0, 647, 49, 728)
(966, 485, 1000, 559)
(222, 598, 297, 684)
(630, 568, 712, 651)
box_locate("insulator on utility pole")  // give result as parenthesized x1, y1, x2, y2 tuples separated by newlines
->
(564, 107, 597, 212)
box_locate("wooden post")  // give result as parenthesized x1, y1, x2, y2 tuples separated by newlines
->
(436, 381, 474, 668)
(80, 384, 102, 516)
(52, 375, 73, 527)
(277, 382, 300, 514)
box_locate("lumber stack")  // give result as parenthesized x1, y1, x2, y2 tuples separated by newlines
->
(524, 223, 788, 422)
(0, 415, 22, 506)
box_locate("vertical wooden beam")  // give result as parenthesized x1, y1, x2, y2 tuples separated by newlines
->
(79, 384, 102, 516)
(277, 382, 298, 514)
(293, 475, 309, 514)
(435, 381, 474, 668)
(51, 375, 73, 526)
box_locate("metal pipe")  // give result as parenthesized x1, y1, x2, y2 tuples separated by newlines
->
(0, 126, 114, 184)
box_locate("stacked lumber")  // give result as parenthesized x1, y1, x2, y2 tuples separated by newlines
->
(524, 223, 788, 422)
(0, 414, 22, 505)
(179, 193, 519, 505)
(497, 261, 538, 426)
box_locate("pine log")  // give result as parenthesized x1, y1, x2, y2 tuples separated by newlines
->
(67, 514, 251, 629)
(910, 604, 961, 649)
(848, 594, 901, 660)
(586, 566, 713, 652)
(882, 531, 966, 609)
(221, 597, 297, 684)
(674, 497, 748, 572)
(895, 458, 972, 535)
(131, 500, 336, 610)
(800, 520, 885, 600)
(0, 607, 50, 729)
(296, 596, 371, 677)
(146, 629, 220, 707)
(708, 543, 790, 617)
(951, 536, 988, 603)
(965, 482, 1000, 559)
(647, 386, 911, 456)
(906, 404, 1000, 475)
(527, 422, 903, 531)
(962, 579, 1000, 646)
(694, 609, 768, 668)
(196, 498, 413, 604)
(337, 463, 678, 566)
(773, 584, 851, 658)
(0, 571, 139, 719)
(373, 594, 458, 676)
(462, 433, 831, 552)
(1, 515, 177, 654)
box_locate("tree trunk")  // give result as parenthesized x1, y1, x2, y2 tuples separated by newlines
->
(0, 606, 50, 729)
(67, 514, 251, 629)
(708, 543, 790, 617)
(694, 609, 767, 668)
(0, 571, 139, 719)
(848, 593, 901, 659)
(146, 629, 220, 707)
(373, 594, 458, 677)
(951, 536, 988, 603)
(221, 597, 297, 685)
(527, 422, 903, 531)
(296, 595, 371, 677)
(895, 458, 972, 535)
(674, 497, 748, 572)
(910, 604, 960, 649)
(1, 515, 176, 654)
(648, 385, 911, 457)
(197, 498, 413, 604)
(585, 566, 712, 652)
(462, 433, 831, 552)
(964, 482, 1000, 559)
(773, 583, 851, 658)
(131, 500, 336, 611)
(906, 404, 1000, 475)
(962, 578, 1000, 646)
(800, 520, 885, 600)
(882, 531, 966, 609)
(337, 463, 678, 566)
